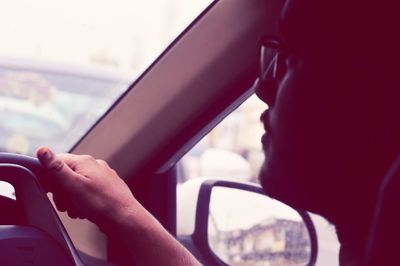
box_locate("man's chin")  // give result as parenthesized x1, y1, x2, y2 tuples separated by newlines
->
(258, 160, 285, 199)
(258, 159, 310, 211)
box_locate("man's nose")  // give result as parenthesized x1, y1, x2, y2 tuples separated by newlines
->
(255, 78, 278, 107)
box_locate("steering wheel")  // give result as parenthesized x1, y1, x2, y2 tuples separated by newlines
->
(0, 153, 84, 266)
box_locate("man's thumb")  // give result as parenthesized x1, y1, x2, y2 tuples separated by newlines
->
(36, 147, 70, 177)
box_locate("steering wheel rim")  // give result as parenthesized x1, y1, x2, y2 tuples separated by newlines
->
(0, 153, 84, 266)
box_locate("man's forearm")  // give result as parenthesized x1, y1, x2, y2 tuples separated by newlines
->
(105, 204, 201, 266)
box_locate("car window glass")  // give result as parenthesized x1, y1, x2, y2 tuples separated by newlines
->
(179, 95, 266, 184)
(0, 0, 214, 156)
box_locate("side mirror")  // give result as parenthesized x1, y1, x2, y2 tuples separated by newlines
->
(177, 179, 318, 266)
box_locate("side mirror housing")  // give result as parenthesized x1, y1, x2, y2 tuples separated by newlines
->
(177, 179, 318, 266)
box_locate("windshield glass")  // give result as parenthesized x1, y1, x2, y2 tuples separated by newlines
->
(0, 0, 213, 155)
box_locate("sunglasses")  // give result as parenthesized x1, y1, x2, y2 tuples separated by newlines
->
(259, 38, 288, 84)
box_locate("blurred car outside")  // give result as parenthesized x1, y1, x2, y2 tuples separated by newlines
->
(0, 56, 133, 155)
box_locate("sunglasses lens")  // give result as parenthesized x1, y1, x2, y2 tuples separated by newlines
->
(260, 44, 279, 81)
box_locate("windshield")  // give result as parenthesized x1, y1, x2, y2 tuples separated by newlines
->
(0, 0, 213, 155)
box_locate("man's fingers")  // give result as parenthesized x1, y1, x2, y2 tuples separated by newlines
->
(67, 209, 85, 220)
(37, 147, 64, 173)
(36, 147, 89, 221)
(53, 193, 67, 212)
(36, 147, 81, 186)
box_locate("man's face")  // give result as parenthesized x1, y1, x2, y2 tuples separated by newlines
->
(256, 2, 352, 212)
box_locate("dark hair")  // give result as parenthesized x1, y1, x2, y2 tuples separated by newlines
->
(283, 0, 400, 70)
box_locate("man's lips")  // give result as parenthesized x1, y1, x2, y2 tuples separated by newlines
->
(261, 133, 270, 147)
(260, 110, 271, 147)
(260, 110, 269, 130)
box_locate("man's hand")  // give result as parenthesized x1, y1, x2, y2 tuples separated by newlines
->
(36, 147, 201, 265)
(36, 146, 139, 232)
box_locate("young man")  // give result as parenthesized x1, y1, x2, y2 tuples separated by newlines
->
(256, 1, 399, 265)
(36, 0, 400, 265)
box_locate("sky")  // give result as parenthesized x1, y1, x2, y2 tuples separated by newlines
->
(0, 0, 213, 74)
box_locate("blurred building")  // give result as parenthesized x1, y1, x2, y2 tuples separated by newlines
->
(210, 218, 311, 266)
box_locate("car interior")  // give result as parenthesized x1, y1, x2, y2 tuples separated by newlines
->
(0, 0, 397, 265)
(69, 0, 283, 263)
(0, 0, 286, 265)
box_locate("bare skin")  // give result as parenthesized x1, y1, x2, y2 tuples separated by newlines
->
(36, 146, 200, 266)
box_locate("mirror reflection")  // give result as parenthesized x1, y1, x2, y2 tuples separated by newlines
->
(0, 181, 15, 199)
(208, 187, 311, 266)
